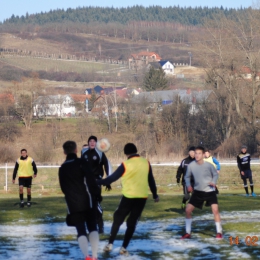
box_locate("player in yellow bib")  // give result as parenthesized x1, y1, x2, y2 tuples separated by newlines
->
(98, 143, 159, 256)
(12, 149, 37, 207)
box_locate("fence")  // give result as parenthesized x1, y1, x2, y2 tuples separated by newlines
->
(1, 162, 260, 193)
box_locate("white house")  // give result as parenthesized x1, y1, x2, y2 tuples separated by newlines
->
(148, 60, 174, 75)
(34, 94, 76, 117)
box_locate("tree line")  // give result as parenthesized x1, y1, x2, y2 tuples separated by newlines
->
(2, 6, 249, 26)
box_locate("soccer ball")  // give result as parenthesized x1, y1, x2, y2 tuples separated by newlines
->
(96, 138, 111, 152)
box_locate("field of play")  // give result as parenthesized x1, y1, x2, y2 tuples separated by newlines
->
(0, 164, 260, 259)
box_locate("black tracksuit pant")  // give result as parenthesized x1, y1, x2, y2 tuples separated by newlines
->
(108, 196, 147, 248)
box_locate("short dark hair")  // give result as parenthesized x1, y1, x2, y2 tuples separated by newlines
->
(63, 141, 77, 154)
(124, 143, 138, 155)
(195, 146, 205, 153)
(204, 148, 211, 152)
(21, 149, 27, 153)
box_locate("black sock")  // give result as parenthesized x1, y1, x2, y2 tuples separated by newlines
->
(20, 194, 24, 201)
(250, 186, 254, 193)
(27, 195, 31, 202)
(244, 187, 249, 194)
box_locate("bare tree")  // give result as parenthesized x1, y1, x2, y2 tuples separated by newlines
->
(12, 74, 44, 129)
(197, 10, 260, 151)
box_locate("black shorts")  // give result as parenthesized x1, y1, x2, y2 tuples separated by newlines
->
(241, 169, 252, 179)
(18, 177, 32, 188)
(189, 190, 218, 209)
(66, 207, 97, 232)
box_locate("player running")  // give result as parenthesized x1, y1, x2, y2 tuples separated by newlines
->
(81, 135, 112, 234)
(181, 146, 223, 239)
(98, 143, 159, 256)
(176, 146, 195, 209)
(12, 149, 37, 208)
(59, 141, 100, 260)
(237, 145, 256, 197)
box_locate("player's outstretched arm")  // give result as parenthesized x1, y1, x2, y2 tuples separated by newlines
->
(97, 164, 124, 186)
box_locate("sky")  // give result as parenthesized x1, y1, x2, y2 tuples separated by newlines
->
(0, 0, 253, 22)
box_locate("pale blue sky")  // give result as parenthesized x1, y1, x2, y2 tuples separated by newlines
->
(0, 0, 253, 22)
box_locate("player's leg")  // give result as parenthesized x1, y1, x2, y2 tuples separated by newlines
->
(96, 202, 104, 234)
(247, 170, 256, 196)
(242, 177, 249, 196)
(26, 177, 32, 207)
(76, 222, 90, 259)
(86, 208, 99, 260)
(182, 185, 190, 209)
(183, 203, 195, 237)
(18, 178, 24, 207)
(181, 191, 204, 239)
(121, 198, 146, 251)
(104, 196, 131, 251)
(211, 204, 223, 238)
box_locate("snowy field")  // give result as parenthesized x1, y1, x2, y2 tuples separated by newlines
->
(1, 210, 260, 260)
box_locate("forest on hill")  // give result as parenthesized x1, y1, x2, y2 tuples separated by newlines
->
(2, 6, 249, 26)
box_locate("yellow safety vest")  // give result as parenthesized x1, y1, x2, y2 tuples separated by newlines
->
(122, 156, 150, 198)
(17, 157, 34, 177)
(204, 156, 216, 168)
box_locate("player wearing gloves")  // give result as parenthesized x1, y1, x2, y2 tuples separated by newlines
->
(176, 146, 195, 209)
(81, 135, 112, 234)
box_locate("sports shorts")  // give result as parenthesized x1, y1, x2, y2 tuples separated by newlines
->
(241, 169, 252, 179)
(18, 177, 32, 188)
(189, 190, 218, 209)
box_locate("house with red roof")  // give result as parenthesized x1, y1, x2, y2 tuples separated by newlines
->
(129, 51, 162, 71)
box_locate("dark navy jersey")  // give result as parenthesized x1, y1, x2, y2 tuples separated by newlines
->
(176, 156, 195, 184)
(237, 152, 251, 171)
(81, 147, 112, 179)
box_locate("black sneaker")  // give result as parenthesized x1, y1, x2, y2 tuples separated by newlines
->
(20, 201, 24, 208)
(27, 202, 31, 207)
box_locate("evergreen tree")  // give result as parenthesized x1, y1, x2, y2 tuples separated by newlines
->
(143, 66, 168, 91)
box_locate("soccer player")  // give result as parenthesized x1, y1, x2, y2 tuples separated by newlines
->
(204, 149, 221, 173)
(204, 148, 220, 202)
(98, 143, 159, 256)
(81, 135, 112, 234)
(237, 145, 256, 197)
(181, 146, 223, 239)
(12, 149, 37, 208)
(176, 146, 195, 209)
(59, 141, 99, 260)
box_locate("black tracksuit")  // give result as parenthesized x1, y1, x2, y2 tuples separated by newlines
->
(58, 153, 100, 233)
(237, 152, 254, 193)
(176, 156, 195, 204)
(81, 147, 112, 232)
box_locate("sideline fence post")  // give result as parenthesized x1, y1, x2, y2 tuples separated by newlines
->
(5, 163, 8, 192)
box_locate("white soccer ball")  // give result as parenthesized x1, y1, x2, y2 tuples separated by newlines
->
(96, 138, 111, 152)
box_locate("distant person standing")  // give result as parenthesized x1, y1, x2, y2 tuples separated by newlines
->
(12, 149, 37, 208)
(204, 148, 220, 202)
(181, 146, 223, 239)
(204, 149, 221, 173)
(237, 145, 256, 197)
(176, 146, 195, 209)
(99, 143, 159, 256)
(59, 141, 99, 260)
(81, 135, 112, 234)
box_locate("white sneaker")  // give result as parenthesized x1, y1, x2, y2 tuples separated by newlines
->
(103, 243, 113, 252)
(119, 247, 129, 256)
